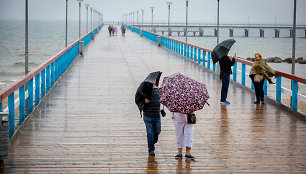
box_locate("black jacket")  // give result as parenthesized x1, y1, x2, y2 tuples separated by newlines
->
(219, 55, 235, 78)
(135, 71, 162, 116)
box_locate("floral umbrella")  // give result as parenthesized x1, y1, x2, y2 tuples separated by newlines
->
(158, 73, 209, 114)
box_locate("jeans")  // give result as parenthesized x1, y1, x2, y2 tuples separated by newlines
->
(220, 74, 230, 102)
(143, 115, 161, 153)
(250, 75, 265, 102)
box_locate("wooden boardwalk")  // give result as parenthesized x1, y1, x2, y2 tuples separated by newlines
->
(2, 28, 306, 173)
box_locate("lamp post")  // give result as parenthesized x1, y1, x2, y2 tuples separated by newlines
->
(291, 0, 296, 75)
(90, 7, 93, 31)
(142, 9, 144, 27)
(25, 0, 28, 74)
(167, 2, 172, 37)
(85, 4, 89, 33)
(137, 11, 139, 27)
(77, 0, 83, 38)
(217, 0, 220, 44)
(65, 0, 68, 47)
(185, 0, 189, 42)
(150, 7, 155, 30)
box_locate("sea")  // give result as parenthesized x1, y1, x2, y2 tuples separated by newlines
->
(0, 20, 305, 95)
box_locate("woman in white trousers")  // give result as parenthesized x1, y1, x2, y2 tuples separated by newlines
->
(172, 112, 195, 160)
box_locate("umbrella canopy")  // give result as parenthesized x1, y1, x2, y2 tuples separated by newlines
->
(135, 71, 162, 114)
(158, 73, 209, 114)
(212, 39, 236, 64)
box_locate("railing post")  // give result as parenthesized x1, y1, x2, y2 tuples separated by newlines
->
(198, 49, 201, 64)
(276, 76, 282, 102)
(194, 48, 197, 62)
(28, 78, 33, 114)
(263, 79, 267, 95)
(51, 62, 55, 86)
(184, 44, 187, 57)
(251, 82, 255, 90)
(291, 80, 298, 110)
(19, 85, 25, 125)
(46, 65, 50, 92)
(207, 52, 211, 69)
(35, 73, 40, 105)
(233, 62, 237, 81)
(203, 51, 206, 67)
(8, 92, 15, 138)
(187, 45, 190, 58)
(242, 64, 246, 85)
(41, 69, 46, 98)
(0, 102, 2, 112)
(190, 46, 193, 60)
(213, 62, 216, 72)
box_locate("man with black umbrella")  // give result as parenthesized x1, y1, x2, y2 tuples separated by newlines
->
(135, 71, 162, 156)
(212, 39, 237, 104)
(219, 52, 236, 104)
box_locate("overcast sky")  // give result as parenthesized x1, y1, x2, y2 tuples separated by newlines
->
(0, 0, 305, 25)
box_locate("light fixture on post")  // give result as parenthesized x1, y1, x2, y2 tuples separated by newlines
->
(141, 9, 144, 27)
(150, 7, 155, 30)
(185, 0, 189, 42)
(85, 4, 90, 33)
(90, 7, 93, 31)
(77, 0, 83, 39)
(136, 10, 139, 27)
(166, 2, 173, 37)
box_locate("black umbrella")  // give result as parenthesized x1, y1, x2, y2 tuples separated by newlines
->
(212, 39, 236, 64)
(135, 71, 162, 116)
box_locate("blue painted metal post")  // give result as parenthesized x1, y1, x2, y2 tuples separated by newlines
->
(172, 40, 174, 51)
(8, 92, 15, 138)
(198, 49, 201, 64)
(41, 69, 46, 98)
(184, 44, 187, 57)
(51, 62, 55, 86)
(19, 85, 25, 125)
(190, 47, 193, 60)
(46, 65, 50, 92)
(263, 79, 267, 95)
(203, 51, 206, 67)
(242, 64, 246, 86)
(180, 43, 183, 55)
(291, 80, 298, 110)
(233, 62, 237, 81)
(251, 82, 255, 90)
(0, 101, 2, 112)
(213, 63, 216, 72)
(276, 76, 282, 102)
(207, 52, 211, 69)
(35, 74, 40, 105)
(28, 78, 33, 114)
(194, 48, 197, 62)
(187, 45, 190, 58)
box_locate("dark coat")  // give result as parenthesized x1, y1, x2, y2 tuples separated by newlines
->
(135, 71, 162, 116)
(219, 55, 235, 78)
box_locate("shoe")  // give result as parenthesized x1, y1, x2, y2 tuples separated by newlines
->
(220, 101, 230, 104)
(254, 101, 260, 104)
(261, 101, 265, 104)
(185, 154, 195, 160)
(149, 152, 155, 156)
(175, 154, 183, 159)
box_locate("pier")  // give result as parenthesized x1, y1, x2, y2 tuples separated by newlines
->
(0, 25, 306, 173)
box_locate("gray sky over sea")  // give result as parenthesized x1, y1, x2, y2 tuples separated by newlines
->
(0, 0, 305, 24)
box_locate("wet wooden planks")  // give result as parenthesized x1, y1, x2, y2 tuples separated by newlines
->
(2, 28, 306, 173)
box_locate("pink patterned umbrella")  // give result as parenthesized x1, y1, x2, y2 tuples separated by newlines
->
(158, 73, 209, 114)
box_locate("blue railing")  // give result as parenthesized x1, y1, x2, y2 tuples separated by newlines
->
(128, 25, 306, 116)
(0, 25, 103, 139)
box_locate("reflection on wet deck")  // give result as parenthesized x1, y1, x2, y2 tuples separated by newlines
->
(2, 29, 306, 173)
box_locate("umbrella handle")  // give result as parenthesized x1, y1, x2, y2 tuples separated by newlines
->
(205, 101, 210, 107)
